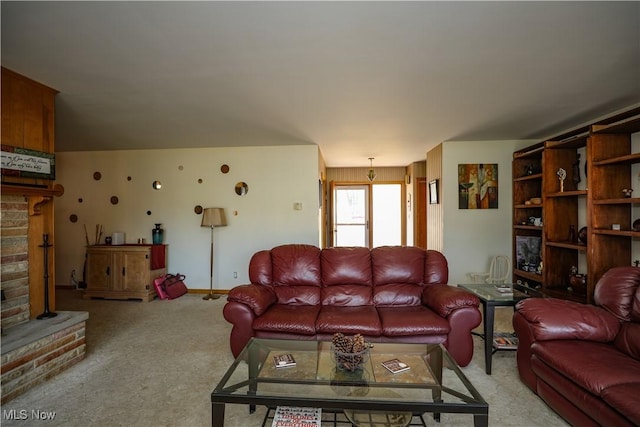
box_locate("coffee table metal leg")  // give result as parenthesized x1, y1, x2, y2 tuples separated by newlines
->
(483, 303, 495, 375)
(212, 402, 225, 426)
(474, 413, 489, 427)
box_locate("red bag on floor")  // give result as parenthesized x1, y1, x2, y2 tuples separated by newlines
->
(153, 274, 188, 300)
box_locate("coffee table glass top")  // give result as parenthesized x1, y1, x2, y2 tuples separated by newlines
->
(458, 283, 528, 302)
(212, 338, 486, 413)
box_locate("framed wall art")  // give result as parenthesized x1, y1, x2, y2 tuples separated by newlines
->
(429, 179, 439, 204)
(458, 163, 498, 209)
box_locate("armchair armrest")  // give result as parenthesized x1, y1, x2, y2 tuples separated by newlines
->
(227, 284, 277, 316)
(423, 284, 479, 317)
(515, 298, 620, 342)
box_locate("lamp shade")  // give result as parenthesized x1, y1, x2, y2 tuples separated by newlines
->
(201, 208, 227, 228)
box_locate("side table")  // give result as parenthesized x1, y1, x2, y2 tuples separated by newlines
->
(458, 283, 529, 374)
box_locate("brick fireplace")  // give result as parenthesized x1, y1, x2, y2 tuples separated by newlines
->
(1, 195, 31, 328)
(1, 194, 88, 403)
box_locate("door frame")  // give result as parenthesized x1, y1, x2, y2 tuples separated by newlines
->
(329, 180, 406, 248)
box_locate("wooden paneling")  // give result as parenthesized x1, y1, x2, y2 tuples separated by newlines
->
(426, 144, 443, 252)
(1, 69, 60, 318)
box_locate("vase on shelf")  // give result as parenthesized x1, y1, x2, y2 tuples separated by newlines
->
(152, 223, 164, 245)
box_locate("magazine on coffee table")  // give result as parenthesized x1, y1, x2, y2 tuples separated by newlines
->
(271, 406, 321, 427)
(381, 358, 411, 374)
(273, 353, 296, 368)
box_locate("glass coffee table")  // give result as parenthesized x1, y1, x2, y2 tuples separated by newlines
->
(211, 338, 488, 426)
(458, 283, 529, 375)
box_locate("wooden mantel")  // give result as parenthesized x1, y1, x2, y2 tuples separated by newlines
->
(1, 184, 64, 215)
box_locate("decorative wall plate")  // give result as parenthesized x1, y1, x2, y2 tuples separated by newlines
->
(221, 164, 230, 174)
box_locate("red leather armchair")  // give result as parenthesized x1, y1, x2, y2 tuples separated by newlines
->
(223, 244, 481, 366)
(513, 267, 640, 426)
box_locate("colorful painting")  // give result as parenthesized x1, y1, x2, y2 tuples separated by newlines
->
(458, 163, 498, 209)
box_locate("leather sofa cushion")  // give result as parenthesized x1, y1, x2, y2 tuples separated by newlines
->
(532, 340, 640, 396)
(273, 286, 320, 306)
(531, 355, 632, 427)
(321, 247, 372, 286)
(271, 244, 321, 304)
(371, 246, 425, 286)
(272, 244, 321, 286)
(378, 306, 450, 336)
(322, 284, 372, 306)
(374, 283, 422, 306)
(614, 322, 640, 360)
(600, 383, 640, 426)
(595, 266, 640, 322)
(253, 304, 320, 335)
(315, 305, 382, 336)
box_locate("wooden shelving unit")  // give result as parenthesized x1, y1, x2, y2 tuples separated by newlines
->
(513, 107, 640, 304)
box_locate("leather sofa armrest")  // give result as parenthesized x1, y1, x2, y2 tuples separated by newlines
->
(227, 284, 276, 316)
(423, 284, 480, 317)
(515, 298, 620, 342)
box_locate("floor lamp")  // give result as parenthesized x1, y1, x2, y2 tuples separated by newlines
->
(201, 207, 227, 300)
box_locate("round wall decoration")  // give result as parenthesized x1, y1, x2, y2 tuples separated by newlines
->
(69, 214, 78, 223)
(235, 182, 249, 196)
(194, 205, 203, 214)
(93, 171, 102, 180)
(78, 198, 83, 203)
(220, 164, 230, 174)
(198, 178, 203, 184)
(110, 196, 119, 205)
(147, 210, 152, 216)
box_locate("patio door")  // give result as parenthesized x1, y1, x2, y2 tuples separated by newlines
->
(333, 185, 370, 247)
(332, 183, 402, 248)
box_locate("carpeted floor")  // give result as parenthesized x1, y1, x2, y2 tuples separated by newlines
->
(1, 289, 569, 427)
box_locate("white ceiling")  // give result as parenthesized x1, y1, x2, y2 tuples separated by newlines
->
(2, 1, 639, 167)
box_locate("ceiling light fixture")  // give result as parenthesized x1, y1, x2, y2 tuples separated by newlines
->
(367, 157, 377, 182)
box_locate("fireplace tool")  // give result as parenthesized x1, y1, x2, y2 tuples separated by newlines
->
(37, 234, 57, 320)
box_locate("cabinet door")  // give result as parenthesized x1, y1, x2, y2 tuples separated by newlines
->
(86, 251, 112, 291)
(118, 251, 150, 292)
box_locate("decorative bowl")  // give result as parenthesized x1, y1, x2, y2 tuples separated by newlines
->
(331, 344, 370, 372)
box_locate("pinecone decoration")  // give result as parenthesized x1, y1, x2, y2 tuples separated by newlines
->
(332, 333, 353, 353)
(352, 334, 366, 353)
(332, 332, 370, 371)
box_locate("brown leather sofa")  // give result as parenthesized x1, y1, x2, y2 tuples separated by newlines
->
(223, 244, 481, 366)
(513, 266, 640, 427)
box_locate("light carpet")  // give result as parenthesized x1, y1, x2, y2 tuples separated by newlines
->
(0, 289, 569, 427)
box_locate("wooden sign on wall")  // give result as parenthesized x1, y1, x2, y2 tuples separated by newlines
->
(1, 145, 55, 180)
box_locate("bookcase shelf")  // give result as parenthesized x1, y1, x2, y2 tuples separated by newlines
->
(513, 105, 640, 304)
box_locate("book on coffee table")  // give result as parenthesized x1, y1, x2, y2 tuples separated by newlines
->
(271, 406, 321, 427)
(381, 358, 411, 374)
(273, 353, 296, 368)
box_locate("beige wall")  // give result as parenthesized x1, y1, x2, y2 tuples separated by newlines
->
(54, 145, 321, 290)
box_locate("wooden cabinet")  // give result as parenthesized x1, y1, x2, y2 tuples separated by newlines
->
(513, 107, 640, 303)
(84, 245, 167, 302)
